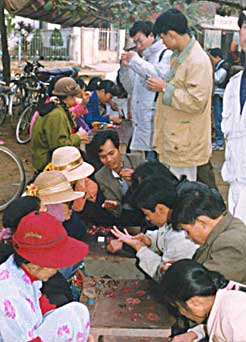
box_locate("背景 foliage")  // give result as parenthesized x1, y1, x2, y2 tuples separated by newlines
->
(43, 0, 217, 31)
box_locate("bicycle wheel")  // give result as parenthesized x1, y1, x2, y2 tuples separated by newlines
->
(11, 85, 25, 127)
(0, 94, 7, 126)
(16, 103, 35, 144)
(0, 146, 25, 211)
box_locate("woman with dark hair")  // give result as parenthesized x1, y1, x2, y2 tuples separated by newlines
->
(85, 78, 122, 128)
(0, 196, 41, 264)
(160, 259, 246, 341)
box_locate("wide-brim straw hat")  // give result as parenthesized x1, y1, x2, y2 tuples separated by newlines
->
(33, 171, 85, 205)
(51, 146, 94, 182)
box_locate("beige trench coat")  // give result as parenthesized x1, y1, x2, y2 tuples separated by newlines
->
(153, 40, 213, 167)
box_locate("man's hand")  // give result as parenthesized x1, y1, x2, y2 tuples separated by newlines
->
(119, 168, 134, 181)
(82, 91, 92, 105)
(107, 239, 123, 254)
(126, 51, 138, 60)
(109, 115, 122, 125)
(102, 200, 119, 209)
(146, 77, 166, 92)
(121, 52, 129, 66)
(159, 259, 177, 273)
(169, 332, 198, 342)
(111, 226, 145, 251)
(121, 51, 138, 66)
(132, 233, 152, 247)
(76, 130, 90, 143)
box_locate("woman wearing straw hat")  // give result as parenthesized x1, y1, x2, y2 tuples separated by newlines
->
(27, 170, 86, 279)
(0, 211, 94, 342)
(31, 77, 90, 172)
(51, 146, 97, 213)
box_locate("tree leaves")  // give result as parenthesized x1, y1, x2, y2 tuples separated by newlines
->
(9, 0, 238, 30)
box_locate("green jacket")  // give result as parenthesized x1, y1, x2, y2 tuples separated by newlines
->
(31, 104, 80, 171)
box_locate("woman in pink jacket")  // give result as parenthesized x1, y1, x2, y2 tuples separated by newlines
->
(160, 259, 246, 342)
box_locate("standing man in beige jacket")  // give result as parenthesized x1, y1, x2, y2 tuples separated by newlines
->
(147, 9, 213, 181)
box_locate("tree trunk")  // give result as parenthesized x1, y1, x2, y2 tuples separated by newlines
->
(0, 0, 10, 84)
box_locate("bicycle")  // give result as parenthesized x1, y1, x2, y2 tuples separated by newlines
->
(0, 145, 26, 211)
(0, 60, 46, 129)
(0, 79, 25, 127)
(16, 80, 49, 144)
(15, 60, 80, 144)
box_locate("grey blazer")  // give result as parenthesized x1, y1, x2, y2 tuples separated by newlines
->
(95, 153, 145, 217)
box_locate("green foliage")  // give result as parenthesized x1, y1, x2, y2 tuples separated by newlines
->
(50, 28, 64, 47)
(4, 10, 15, 37)
(216, 3, 239, 17)
(42, 0, 217, 32)
(172, 1, 216, 33)
(30, 29, 43, 57)
(16, 20, 33, 37)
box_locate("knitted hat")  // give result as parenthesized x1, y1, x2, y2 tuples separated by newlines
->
(52, 77, 81, 96)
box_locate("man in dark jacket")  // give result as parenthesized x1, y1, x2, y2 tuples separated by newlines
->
(93, 129, 146, 227)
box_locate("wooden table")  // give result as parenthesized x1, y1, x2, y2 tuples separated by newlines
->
(85, 228, 145, 280)
(84, 279, 172, 341)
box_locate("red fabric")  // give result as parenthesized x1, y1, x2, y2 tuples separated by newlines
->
(70, 103, 88, 117)
(28, 337, 42, 342)
(12, 212, 89, 268)
(39, 294, 56, 315)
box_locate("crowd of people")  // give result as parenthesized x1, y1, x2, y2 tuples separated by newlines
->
(1, 7, 246, 342)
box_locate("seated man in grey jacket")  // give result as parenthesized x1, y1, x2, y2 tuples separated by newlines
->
(110, 176, 198, 281)
(93, 129, 146, 227)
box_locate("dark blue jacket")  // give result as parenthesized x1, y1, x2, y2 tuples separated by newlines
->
(85, 90, 110, 128)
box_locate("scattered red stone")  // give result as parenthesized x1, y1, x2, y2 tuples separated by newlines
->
(131, 312, 142, 321)
(120, 287, 131, 294)
(87, 225, 112, 236)
(126, 297, 141, 305)
(147, 305, 155, 311)
(104, 290, 116, 298)
(146, 312, 160, 322)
